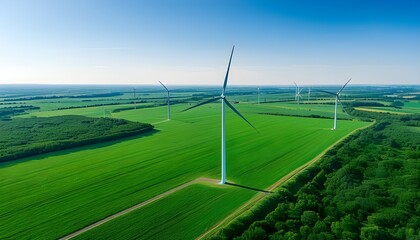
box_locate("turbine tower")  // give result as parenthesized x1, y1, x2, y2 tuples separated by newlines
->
(308, 88, 311, 102)
(133, 88, 137, 109)
(319, 78, 351, 130)
(257, 87, 260, 104)
(183, 46, 255, 184)
(159, 81, 170, 120)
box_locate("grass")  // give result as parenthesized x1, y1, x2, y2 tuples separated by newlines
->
(354, 100, 420, 115)
(354, 107, 410, 115)
(19, 103, 145, 118)
(8, 91, 194, 111)
(230, 102, 351, 119)
(75, 183, 255, 240)
(0, 103, 369, 239)
(0, 115, 152, 163)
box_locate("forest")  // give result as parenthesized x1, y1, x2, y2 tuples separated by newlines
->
(212, 112, 420, 240)
(0, 106, 40, 120)
(0, 115, 153, 164)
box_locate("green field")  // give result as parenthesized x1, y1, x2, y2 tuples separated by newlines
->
(355, 101, 420, 115)
(0, 115, 152, 163)
(20, 103, 150, 118)
(240, 102, 351, 119)
(24, 100, 350, 123)
(75, 183, 255, 240)
(0, 101, 369, 239)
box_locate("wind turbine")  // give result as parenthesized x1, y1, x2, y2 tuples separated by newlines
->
(293, 82, 303, 104)
(183, 46, 255, 184)
(307, 88, 311, 102)
(133, 88, 137, 109)
(158, 81, 170, 120)
(257, 87, 260, 104)
(319, 78, 351, 130)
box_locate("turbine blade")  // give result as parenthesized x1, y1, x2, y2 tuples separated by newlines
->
(182, 97, 221, 112)
(316, 90, 336, 96)
(224, 99, 257, 131)
(222, 46, 235, 95)
(337, 96, 350, 115)
(337, 78, 351, 95)
(293, 81, 298, 88)
(299, 88, 304, 94)
(158, 81, 169, 92)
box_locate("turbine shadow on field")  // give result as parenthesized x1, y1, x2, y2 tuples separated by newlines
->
(0, 129, 159, 168)
(226, 182, 272, 194)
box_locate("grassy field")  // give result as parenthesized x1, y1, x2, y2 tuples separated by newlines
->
(75, 183, 255, 240)
(19, 103, 146, 118)
(239, 102, 351, 119)
(0, 102, 369, 239)
(355, 101, 420, 115)
(0, 115, 152, 163)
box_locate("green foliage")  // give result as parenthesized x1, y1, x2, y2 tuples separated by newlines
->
(0, 105, 40, 119)
(217, 113, 420, 240)
(0, 115, 153, 163)
(391, 100, 404, 108)
(301, 211, 319, 226)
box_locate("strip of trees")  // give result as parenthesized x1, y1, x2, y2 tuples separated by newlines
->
(0, 115, 153, 163)
(0, 106, 40, 120)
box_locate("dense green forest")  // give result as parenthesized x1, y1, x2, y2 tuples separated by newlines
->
(0, 106, 40, 120)
(0, 115, 153, 164)
(212, 113, 419, 240)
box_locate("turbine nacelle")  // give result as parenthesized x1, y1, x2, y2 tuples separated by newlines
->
(318, 78, 352, 130)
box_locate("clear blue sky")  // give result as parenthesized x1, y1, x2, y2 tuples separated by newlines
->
(1, 0, 419, 85)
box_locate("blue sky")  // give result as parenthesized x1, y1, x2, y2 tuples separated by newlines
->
(0, 0, 419, 85)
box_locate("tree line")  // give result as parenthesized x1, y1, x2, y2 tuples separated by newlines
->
(0, 115, 153, 164)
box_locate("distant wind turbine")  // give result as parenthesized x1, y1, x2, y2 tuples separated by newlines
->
(159, 81, 170, 120)
(293, 82, 303, 104)
(307, 88, 311, 102)
(257, 87, 260, 104)
(183, 46, 256, 184)
(319, 78, 352, 130)
(133, 88, 137, 109)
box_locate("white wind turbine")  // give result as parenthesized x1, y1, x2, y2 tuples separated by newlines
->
(293, 82, 303, 104)
(319, 78, 351, 130)
(133, 88, 137, 109)
(307, 88, 311, 102)
(257, 87, 260, 104)
(158, 81, 170, 120)
(183, 46, 256, 184)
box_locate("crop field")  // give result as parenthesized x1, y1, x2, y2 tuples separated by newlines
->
(20, 100, 351, 121)
(20, 103, 154, 118)
(75, 183, 255, 240)
(355, 101, 420, 115)
(239, 102, 351, 119)
(0, 99, 369, 239)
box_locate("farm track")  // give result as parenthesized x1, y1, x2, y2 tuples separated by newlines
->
(196, 121, 374, 239)
(59, 178, 219, 240)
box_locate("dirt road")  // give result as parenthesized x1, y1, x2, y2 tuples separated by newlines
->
(60, 178, 219, 240)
